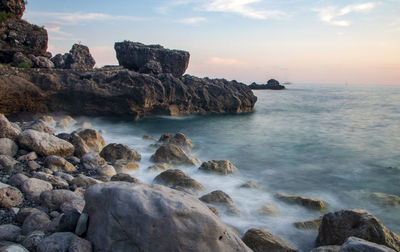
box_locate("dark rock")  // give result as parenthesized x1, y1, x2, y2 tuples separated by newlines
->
(57, 210, 80, 232)
(51, 44, 95, 70)
(8, 173, 28, 187)
(110, 173, 141, 183)
(0, 224, 21, 242)
(249, 79, 285, 90)
(239, 181, 259, 189)
(199, 160, 239, 175)
(99, 143, 140, 163)
(151, 144, 199, 166)
(158, 133, 194, 150)
(68, 236, 92, 252)
(275, 193, 327, 211)
(199, 190, 240, 216)
(0, 243, 29, 251)
(316, 209, 400, 251)
(36, 232, 77, 252)
(22, 230, 46, 251)
(339, 236, 396, 252)
(242, 228, 298, 252)
(0, 0, 26, 19)
(0, 154, 18, 171)
(22, 212, 51, 235)
(20, 119, 55, 135)
(16, 207, 44, 224)
(40, 189, 83, 211)
(114, 41, 190, 78)
(294, 217, 321, 230)
(74, 213, 88, 237)
(84, 182, 251, 252)
(153, 169, 205, 194)
(311, 246, 341, 252)
(29, 55, 54, 69)
(12, 52, 33, 67)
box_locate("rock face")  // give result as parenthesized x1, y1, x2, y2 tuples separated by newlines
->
(151, 144, 199, 166)
(242, 228, 298, 252)
(84, 182, 251, 252)
(18, 130, 74, 158)
(316, 209, 400, 251)
(340, 236, 396, 252)
(249, 79, 285, 90)
(0, 0, 26, 18)
(199, 160, 239, 175)
(153, 169, 205, 194)
(51, 44, 95, 70)
(115, 41, 190, 78)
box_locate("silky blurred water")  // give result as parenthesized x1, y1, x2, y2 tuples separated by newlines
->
(75, 83, 400, 251)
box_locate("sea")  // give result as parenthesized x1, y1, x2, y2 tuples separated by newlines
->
(74, 83, 400, 251)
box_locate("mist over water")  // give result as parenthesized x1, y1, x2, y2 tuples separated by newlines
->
(75, 83, 400, 251)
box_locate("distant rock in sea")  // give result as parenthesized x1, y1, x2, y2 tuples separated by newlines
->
(249, 79, 286, 90)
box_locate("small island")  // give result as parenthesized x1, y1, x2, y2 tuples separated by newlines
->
(249, 79, 286, 90)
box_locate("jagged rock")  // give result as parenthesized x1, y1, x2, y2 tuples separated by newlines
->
(0, 224, 21, 242)
(110, 173, 141, 183)
(316, 209, 400, 251)
(0, 154, 18, 171)
(114, 41, 190, 78)
(340, 236, 396, 252)
(36, 232, 77, 252)
(153, 169, 205, 194)
(84, 182, 251, 252)
(200, 190, 240, 216)
(147, 163, 173, 172)
(18, 130, 74, 158)
(44, 155, 76, 173)
(69, 236, 92, 252)
(311, 246, 341, 252)
(0, 0, 26, 18)
(151, 144, 199, 166)
(294, 217, 321, 230)
(0, 182, 23, 208)
(369, 192, 400, 207)
(100, 143, 140, 163)
(8, 173, 28, 187)
(22, 231, 45, 251)
(28, 55, 54, 69)
(40, 189, 83, 211)
(51, 54, 66, 69)
(22, 212, 51, 235)
(0, 114, 20, 140)
(199, 160, 239, 175)
(257, 203, 279, 216)
(20, 119, 55, 134)
(70, 128, 105, 158)
(275, 193, 327, 211)
(51, 44, 95, 70)
(0, 138, 18, 156)
(158, 133, 194, 150)
(12, 52, 32, 67)
(21, 178, 52, 202)
(242, 228, 298, 252)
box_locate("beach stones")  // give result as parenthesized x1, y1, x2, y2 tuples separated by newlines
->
(45, 155, 76, 173)
(81, 152, 106, 170)
(153, 169, 205, 194)
(0, 224, 21, 242)
(316, 209, 400, 251)
(147, 163, 173, 172)
(242, 228, 298, 252)
(275, 193, 327, 211)
(294, 217, 322, 230)
(340, 236, 396, 252)
(84, 182, 251, 252)
(36, 232, 78, 252)
(18, 130, 74, 158)
(0, 182, 23, 208)
(0, 114, 21, 140)
(70, 128, 105, 157)
(199, 190, 240, 216)
(100, 143, 141, 162)
(40, 189, 83, 211)
(110, 173, 141, 183)
(151, 144, 199, 166)
(0, 138, 18, 156)
(199, 160, 239, 175)
(21, 178, 53, 202)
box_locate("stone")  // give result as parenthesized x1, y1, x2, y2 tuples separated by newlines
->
(18, 130, 74, 158)
(275, 193, 327, 211)
(60, 199, 85, 214)
(28, 160, 40, 170)
(100, 143, 141, 163)
(0, 138, 18, 156)
(0, 244, 29, 252)
(0, 182, 23, 208)
(249, 79, 286, 90)
(36, 232, 77, 252)
(242, 228, 298, 252)
(54, 172, 74, 183)
(81, 152, 106, 170)
(40, 189, 83, 211)
(21, 178, 53, 202)
(150, 144, 200, 166)
(32, 172, 69, 188)
(369, 192, 400, 207)
(0, 154, 18, 171)
(294, 217, 321, 230)
(112, 161, 139, 173)
(8, 173, 28, 187)
(68, 237, 92, 252)
(199, 160, 239, 175)
(153, 169, 205, 194)
(84, 182, 251, 252)
(147, 163, 173, 172)
(96, 165, 116, 177)
(339, 236, 397, 252)
(257, 203, 279, 216)
(63, 44, 96, 70)
(199, 190, 241, 216)
(20, 120, 55, 135)
(0, 0, 26, 18)
(17, 151, 38, 162)
(71, 174, 101, 189)
(22, 212, 51, 235)
(158, 133, 194, 150)
(0, 224, 21, 242)
(22, 231, 45, 252)
(70, 129, 105, 157)
(114, 41, 190, 78)
(29, 55, 54, 69)
(12, 52, 33, 67)
(57, 210, 80, 232)
(316, 209, 400, 251)
(0, 114, 21, 140)
(16, 208, 44, 224)
(110, 173, 141, 183)
(239, 181, 260, 189)
(45, 155, 76, 173)
(74, 213, 88, 236)
(311, 246, 341, 252)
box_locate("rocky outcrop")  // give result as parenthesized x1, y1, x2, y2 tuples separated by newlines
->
(151, 144, 199, 166)
(275, 193, 327, 211)
(115, 41, 190, 77)
(0, 0, 25, 19)
(153, 169, 205, 194)
(340, 237, 396, 252)
(249, 79, 285, 90)
(84, 182, 251, 252)
(199, 190, 240, 216)
(316, 209, 400, 251)
(157, 133, 194, 150)
(199, 160, 239, 175)
(100, 143, 140, 163)
(51, 44, 95, 70)
(242, 228, 298, 252)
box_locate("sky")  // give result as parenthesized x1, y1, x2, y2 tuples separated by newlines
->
(23, 0, 400, 85)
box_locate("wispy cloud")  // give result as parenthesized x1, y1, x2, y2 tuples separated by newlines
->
(203, 0, 286, 19)
(177, 17, 206, 25)
(208, 57, 246, 65)
(44, 22, 72, 36)
(313, 2, 377, 27)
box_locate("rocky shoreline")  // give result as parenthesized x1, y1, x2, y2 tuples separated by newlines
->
(0, 113, 399, 252)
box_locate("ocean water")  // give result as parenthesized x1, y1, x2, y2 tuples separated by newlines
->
(75, 83, 399, 251)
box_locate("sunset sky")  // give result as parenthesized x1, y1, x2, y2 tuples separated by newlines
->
(24, 0, 400, 85)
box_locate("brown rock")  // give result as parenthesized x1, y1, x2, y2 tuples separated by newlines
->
(100, 143, 141, 163)
(0, 182, 23, 208)
(0, 0, 26, 18)
(45, 155, 76, 173)
(153, 169, 205, 194)
(199, 160, 239, 175)
(110, 173, 141, 183)
(200, 190, 241, 216)
(147, 163, 173, 172)
(158, 133, 194, 150)
(294, 217, 322, 230)
(150, 144, 199, 166)
(242, 228, 298, 252)
(0, 114, 20, 140)
(275, 193, 327, 211)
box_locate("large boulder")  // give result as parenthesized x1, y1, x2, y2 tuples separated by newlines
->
(100, 143, 141, 163)
(70, 128, 105, 157)
(242, 228, 298, 252)
(158, 133, 194, 150)
(0, 182, 23, 208)
(22, 212, 51, 235)
(44, 155, 76, 173)
(51, 44, 95, 70)
(36, 232, 77, 252)
(84, 182, 251, 252)
(40, 189, 83, 211)
(18, 130, 74, 158)
(0, 114, 20, 140)
(0, 138, 18, 156)
(153, 169, 205, 194)
(20, 119, 55, 135)
(151, 144, 199, 166)
(114, 41, 190, 77)
(199, 190, 240, 216)
(0, 0, 26, 18)
(316, 209, 400, 251)
(199, 160, 239, 175)
(340, 236, 396, 252)
(275, 193, 327, 211)
(0, 154, 18, 171)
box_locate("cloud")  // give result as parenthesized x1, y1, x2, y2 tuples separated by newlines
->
(90, 46, 118, 67)
(44, 22, 72, 36)
(177, 17, 206, 24)
(203, 0, 286, 19)
(208, 57, 246, 65)
(313, 2, 377, 26)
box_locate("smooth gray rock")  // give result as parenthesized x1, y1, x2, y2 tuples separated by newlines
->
(0, 138, 18, 157)
(0, 243, 29, 252)
(57, 210, 80, 232)
(84, 182, 251, 252)
(21, 178, 53, 202)
(0, 224, 21, 242)
(8, 173, 29, 187)
(40, 189, 83, 211)
(68, 236, 92, 252)
(22, 212, 51, 235)
(340, 237, 396, 252)
(74, 213, 88, 236)
(22, 231, 46, 251)
(311, 245, 341, 252)
(16, 208, 44, 224)
(37, 232, 77, 252)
